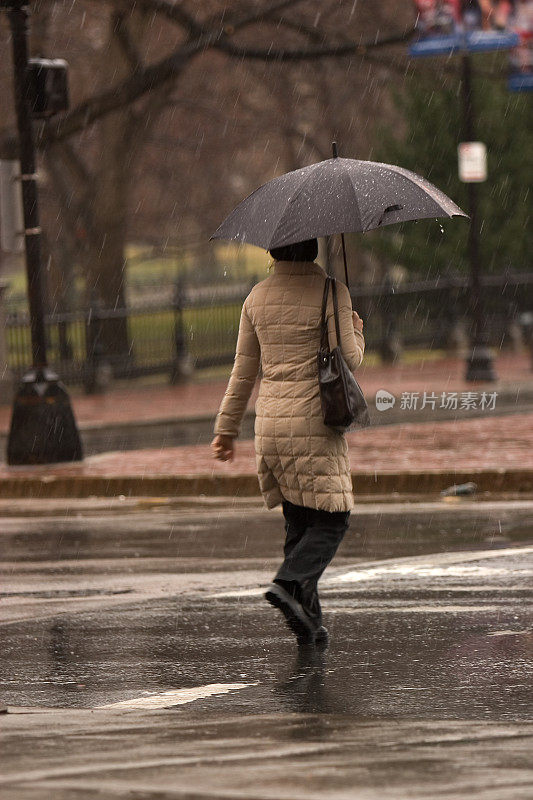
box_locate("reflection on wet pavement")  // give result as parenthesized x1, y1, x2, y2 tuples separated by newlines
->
(1, 502, 532, 800)
(1, 550, 531, 721)
(0, 503, 531, 727)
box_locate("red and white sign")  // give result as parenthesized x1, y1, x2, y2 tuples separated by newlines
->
(458, 142, 487, 182)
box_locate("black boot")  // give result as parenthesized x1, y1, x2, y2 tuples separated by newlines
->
(300, 581, 328, 649)
(265, 580, 319, 644)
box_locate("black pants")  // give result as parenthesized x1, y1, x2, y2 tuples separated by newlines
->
(274, 499, 350, 622)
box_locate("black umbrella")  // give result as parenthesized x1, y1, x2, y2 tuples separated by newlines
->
(212, 143, 467, 286)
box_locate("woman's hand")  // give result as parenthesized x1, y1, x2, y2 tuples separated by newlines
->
(352, 311, 364, 333)
(211, 434, 235, 462)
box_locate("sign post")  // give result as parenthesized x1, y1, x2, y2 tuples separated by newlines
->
(407, 3, 519, 382)
(459, 55, 495, 382)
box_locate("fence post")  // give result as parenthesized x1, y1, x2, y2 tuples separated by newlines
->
(58, 316, 73, 362)
(170, 275, 193, 384)
(501, 299, 523, 352)
(379, 274, 402, 364)
(519, 312, 533, 371)
(0, 280, 13, 402)
(84, 293, 111, 394)
(434, 277, 468, 356)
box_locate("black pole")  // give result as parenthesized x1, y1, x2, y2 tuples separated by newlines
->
(331, 141, 350, 289)
(7, 1, 47, 366)
(461, 54, 496, 382)
(3, 0, 83, 464)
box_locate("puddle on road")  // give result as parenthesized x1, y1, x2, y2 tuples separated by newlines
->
(1, 580, 531, 721)
(3, 504, 533, 567)
(1, 507, 532, 722)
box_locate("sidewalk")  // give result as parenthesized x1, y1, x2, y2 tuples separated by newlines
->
(0, 350, 532, 433)
(0, 351, 532, 499)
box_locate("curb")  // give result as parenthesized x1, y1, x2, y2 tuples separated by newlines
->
(1, 469, 533, 499)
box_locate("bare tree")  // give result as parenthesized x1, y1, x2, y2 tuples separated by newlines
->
(1, 0, 414, 361)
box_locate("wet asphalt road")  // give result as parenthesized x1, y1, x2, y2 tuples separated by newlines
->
(1, 498, 533, 799)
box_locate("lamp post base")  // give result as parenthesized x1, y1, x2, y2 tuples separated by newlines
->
(465, 343, 498, 383)
(7, 367, 83, 465)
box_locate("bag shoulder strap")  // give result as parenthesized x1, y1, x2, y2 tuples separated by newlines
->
(330, 277, 342, 347)
(320, 276, 330, 350)
(320, 276, 341, 350)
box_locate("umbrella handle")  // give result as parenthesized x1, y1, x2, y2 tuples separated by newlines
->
(331, 141, 350, 292)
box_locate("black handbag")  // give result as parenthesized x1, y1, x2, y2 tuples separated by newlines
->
(317, 276, 371, 432)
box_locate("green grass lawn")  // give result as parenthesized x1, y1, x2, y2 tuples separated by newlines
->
(6, 303, 244, 370)
(5, 242, 270, 311)
(6, 291, 447, 374)
(129, 303, 243, 365)
(126, 242, 272, 286)
(4, 241, 452, 378)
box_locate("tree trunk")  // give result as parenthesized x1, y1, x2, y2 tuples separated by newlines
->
(84, 111, 132, 368)
(80, 10, 151, 368)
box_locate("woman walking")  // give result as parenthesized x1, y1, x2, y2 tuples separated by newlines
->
(211, 238, 365, 646)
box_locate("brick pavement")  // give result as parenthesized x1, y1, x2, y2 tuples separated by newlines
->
(1, 410, 532, 479)
(0, 351, 531, 433)
(0, 350, 532, 497)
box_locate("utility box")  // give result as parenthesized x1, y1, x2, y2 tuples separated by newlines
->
(28, 58, 69, 118)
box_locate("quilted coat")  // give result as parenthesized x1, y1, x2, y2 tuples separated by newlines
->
(214, 259, 365, 512)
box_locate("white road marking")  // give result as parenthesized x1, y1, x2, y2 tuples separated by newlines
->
(327, 605, 504, 614)
(336, 564, 533, 582)
(97, 682, 258, 710)
(209, 546, 533, 598)
(335, 546, 533, 584)
(209, 588, 265, 598)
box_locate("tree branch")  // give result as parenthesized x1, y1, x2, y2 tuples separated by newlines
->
(213, 27, 415, 61)
(41, 37, 212, 144)
(113, 11, 144, 73)
(40, 0, 413, 145)
(215, 0, 305, 33)
(85, 0, 203, 36)
(42, 0, 303, 143)
(84, 0, 304, 36)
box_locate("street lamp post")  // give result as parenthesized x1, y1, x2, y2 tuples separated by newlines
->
(460, 54, 497, 383)
(2, 0, 82, 464)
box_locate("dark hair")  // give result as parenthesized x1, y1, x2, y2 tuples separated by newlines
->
(269, 238, 318, 262)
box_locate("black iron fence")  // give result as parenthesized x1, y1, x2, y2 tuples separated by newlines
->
(5, 272, 533, 389)
(355, 271, 533, 359)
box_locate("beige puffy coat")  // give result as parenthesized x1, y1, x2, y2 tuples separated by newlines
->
(214, 260, 365, 512)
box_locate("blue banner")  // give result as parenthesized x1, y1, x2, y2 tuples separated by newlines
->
(410, 1, 533, 90)
(410, 2, 521, 55)
(410, 29, 519, 55)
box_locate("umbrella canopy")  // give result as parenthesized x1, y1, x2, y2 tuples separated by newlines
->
(211, 157, 467, 250)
